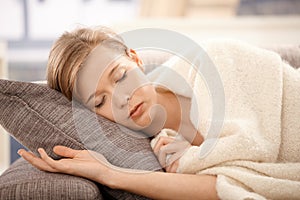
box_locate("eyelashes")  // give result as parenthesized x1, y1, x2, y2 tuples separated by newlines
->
(95, 95, 106, 108)
(116, 70, 127, 83)
(95, 69, 127, 108)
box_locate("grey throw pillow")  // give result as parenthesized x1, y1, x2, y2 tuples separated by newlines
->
(0, 157, 103, 200)
(0, 79, 162, 199)
(265, 45, 300, 69)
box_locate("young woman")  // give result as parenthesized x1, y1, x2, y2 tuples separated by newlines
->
(18, 27, 300, 200)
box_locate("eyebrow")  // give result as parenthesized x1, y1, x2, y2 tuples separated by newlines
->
(85, 63, 120, 104)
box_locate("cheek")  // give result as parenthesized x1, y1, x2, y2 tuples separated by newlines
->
(95, 104, 115, 122)
(140, 85, 157, 101)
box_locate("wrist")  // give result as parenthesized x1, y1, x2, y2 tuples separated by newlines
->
(92, 163, 119, 189)
(104, 167, 122, 189)
(101, 166, 150, 190)
(99, 164, 132, 189)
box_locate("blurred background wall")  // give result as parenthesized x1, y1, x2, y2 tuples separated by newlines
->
(0, 0, 300, 174)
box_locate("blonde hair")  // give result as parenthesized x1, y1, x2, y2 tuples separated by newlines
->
(47, 27, 128, 100)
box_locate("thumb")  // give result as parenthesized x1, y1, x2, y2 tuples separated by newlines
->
(53, 146, 82, 158)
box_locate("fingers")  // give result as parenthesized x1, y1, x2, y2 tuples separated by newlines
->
(165, 160, 179, 173)
(166, 146, 187, 165)
(19, 146, 82, 174)
(153, 136, 175, 154)
(53, 146, 82, 158)
(153, 136, 191, 168)
(156, 142, 180, 167)
(38, 148, 68, 172)
(153, 137, 175, 167)
(164, 151, 183, 173)
(18, 149, 57, 172)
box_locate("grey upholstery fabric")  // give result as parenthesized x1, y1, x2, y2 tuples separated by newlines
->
(266, 45, 300, 69)
(0, 79, 162, 200)
(0, 158, 102, 200)
(0, 46, 298, 200)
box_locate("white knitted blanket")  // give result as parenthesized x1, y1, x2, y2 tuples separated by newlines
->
(149, 40, 300, 200)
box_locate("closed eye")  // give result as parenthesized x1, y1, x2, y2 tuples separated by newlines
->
(116, 71, 127, 83)
(95, 95, 106, 108)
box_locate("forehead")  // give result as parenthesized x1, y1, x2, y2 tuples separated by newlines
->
(74, 45, 123, 102)
(84, 44, 123, 75)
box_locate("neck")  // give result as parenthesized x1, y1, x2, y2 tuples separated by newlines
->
(158, 91, 181, 130)
(141, 89, 204, 146)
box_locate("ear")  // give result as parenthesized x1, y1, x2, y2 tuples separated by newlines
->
(126, 49, 145, 71)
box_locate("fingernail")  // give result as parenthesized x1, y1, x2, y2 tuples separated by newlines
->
(17, 149, 23, 156)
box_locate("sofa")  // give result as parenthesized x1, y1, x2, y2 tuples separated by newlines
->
(0, 45, 299, 200)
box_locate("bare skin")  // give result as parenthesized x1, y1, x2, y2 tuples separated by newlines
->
(18, 146, 218, 200)
(18, 46, 219, 199)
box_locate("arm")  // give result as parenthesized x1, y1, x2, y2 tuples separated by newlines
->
(111, 169, 218, 200)
(18, 146, 219, 200)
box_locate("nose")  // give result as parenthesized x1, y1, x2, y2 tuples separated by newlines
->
(112, 93, 130, 109)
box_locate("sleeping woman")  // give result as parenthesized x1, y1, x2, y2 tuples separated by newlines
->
(18, 27, 300, 200)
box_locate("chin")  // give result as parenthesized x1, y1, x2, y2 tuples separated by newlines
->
(122, 115, 151, 131)
(132, 119, 151, 130)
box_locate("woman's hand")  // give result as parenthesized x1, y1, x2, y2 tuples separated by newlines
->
(153, 136, 191, 173)
(19, 145, 219, 200)
(18, 146, 113, 185)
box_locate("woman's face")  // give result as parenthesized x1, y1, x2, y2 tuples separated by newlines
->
(75, 45, 158, 131)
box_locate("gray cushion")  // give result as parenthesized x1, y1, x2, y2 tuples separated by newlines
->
(265, 45, 300, 69)
(1, 45, 298, 200)
(0, 157, 103, 200)
(0, 79, 162, 200)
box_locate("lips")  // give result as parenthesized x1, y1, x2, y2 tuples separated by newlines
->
(129, 102, 143, 118)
